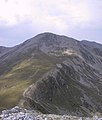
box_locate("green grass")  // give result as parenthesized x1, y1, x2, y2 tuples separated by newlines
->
(0, 80, 29, 110)
(0, 56, 56, 111)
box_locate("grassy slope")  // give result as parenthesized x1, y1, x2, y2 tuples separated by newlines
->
(0, 56, 56, 111)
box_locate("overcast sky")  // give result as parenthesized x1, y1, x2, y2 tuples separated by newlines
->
(0, 0, 102, 47)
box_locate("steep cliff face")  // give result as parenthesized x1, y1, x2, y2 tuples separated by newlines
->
(0, 32, 102, 116)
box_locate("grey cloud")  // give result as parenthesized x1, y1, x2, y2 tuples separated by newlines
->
(0, 0, 102, 46)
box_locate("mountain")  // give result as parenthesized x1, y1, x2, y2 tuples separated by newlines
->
(0, 32, 102, 116)
(0, 46, 10, 56)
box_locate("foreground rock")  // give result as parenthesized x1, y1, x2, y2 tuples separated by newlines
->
(0, 106, 102, 120)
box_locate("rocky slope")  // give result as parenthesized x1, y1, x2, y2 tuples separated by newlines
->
(0, 32, 102, 116)
(0, 46, 10, 57)
(23, 56, 102, 116)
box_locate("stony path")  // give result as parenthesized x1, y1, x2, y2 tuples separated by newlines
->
(0, 106, 102, 120)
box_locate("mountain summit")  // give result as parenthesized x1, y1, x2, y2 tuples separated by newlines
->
(0, 32, 102, 116)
